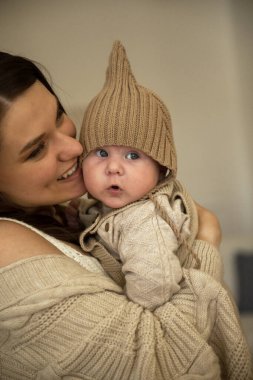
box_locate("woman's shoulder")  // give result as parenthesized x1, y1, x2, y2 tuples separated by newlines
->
(0, 219, 62, 267)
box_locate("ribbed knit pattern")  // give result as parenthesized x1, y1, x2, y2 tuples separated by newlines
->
(158, 269, 253, 380)
(80, 41, 177, 177)
(191, 239, 224, 280)
(0, 255, 223, 379)
(0, 221, 252, 378)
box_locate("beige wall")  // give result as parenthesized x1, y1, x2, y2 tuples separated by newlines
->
(0, 1, 252, 245)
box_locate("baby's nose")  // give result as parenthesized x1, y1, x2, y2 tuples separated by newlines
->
(106, 160, 123, 175)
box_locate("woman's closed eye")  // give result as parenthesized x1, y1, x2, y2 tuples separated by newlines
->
(27, 141, 47, 160)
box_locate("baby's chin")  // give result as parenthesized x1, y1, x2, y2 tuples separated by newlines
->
(100, 197, 131, 210)
(103, 200, 128, 209)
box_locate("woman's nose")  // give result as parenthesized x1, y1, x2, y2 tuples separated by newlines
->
(56, 134, 83, 161)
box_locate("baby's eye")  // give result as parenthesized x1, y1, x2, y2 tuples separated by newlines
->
(96, 149, 108, 158)
(126, 152, 140, 160)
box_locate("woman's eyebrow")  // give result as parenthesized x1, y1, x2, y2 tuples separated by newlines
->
(19, 133, 45, 155)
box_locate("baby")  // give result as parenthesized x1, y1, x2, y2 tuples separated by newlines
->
(78, 41, 200, 310)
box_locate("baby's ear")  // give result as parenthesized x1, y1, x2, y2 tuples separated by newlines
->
(159, 165, 169, 180)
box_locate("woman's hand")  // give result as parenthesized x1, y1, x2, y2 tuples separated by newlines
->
(195, 202, 222, 248)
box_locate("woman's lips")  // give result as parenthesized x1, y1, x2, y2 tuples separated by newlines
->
(57, 162, 78, 181)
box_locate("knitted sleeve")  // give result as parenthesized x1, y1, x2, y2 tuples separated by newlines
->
(155, 268, 253, 380)
(97, 199, 187, 310)
(0, 256, 222, 380)
(181, 239, 224, 281)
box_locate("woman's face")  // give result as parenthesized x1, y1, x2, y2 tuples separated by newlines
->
(0, 81, 86, 208)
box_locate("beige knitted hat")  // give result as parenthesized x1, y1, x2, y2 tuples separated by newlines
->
(80, 41, 177, 177)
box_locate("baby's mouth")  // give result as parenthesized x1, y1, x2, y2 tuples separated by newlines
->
(108, 185, 122, 191)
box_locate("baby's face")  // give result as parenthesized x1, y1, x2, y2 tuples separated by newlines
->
(82, 145, 160, 209)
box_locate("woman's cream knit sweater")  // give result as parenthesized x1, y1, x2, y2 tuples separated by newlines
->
(0, 206, 252, 379)
(0, 250, 252, 379)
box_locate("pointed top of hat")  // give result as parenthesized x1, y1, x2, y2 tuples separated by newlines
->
(104, 40, 137, 88)
(80, 40, 177, 178)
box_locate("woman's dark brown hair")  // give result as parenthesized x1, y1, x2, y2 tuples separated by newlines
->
(0, 52, 80, 242)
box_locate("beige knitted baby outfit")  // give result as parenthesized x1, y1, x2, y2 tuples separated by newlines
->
(78, 41, 252, 377)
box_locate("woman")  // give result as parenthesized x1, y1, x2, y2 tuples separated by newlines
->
(0, 52, 251, 379)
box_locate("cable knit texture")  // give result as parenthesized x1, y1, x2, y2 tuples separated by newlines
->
(0, 219, 252, 379)
(79, 180, 224, 288)
(80, 180, 196, 310)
